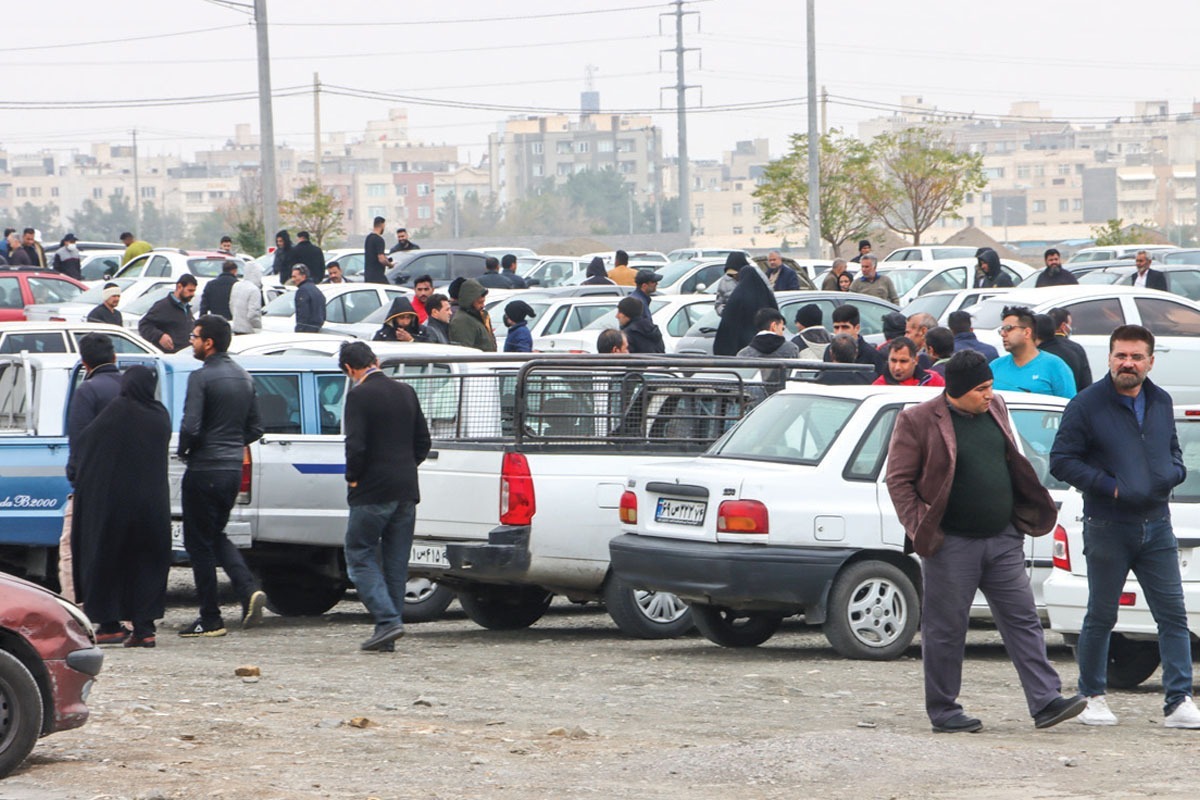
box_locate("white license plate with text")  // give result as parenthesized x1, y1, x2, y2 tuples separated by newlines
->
(410, 543, 449, 568)
(655, 497, 707, 526)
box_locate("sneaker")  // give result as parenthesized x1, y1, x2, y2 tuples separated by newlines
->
(1076, 695, 1118, 726)
(1164, 697, 1200, 729)
(1033, 694, 1088, 729)
(95, 627, 132, 646)
(124, 634, 156, 649)
(178, 618, 227, 638)
(242, 590, 267, 629)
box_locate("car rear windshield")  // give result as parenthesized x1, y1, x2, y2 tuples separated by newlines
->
(707, 393, 859, 465)
(188, 258, 228, 278)
(878, 268, 930, 295)
(1175, 419, 1200, 502)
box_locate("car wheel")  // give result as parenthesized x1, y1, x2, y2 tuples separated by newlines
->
(1106, 634, 1161, 689)
(260, 569, 348, 616)
(602, 575, 692, 639)
(823, 560, 919, 661)
(403, 578, 455, 623)
(691, 605, 782, 648)
(457, 585, 552, 631)
(0, 650, 43, 779)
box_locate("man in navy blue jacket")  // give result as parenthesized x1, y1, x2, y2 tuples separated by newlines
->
(1050, 324, 1200, 729)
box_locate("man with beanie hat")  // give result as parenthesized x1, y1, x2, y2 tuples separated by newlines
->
(791, 303, 831, 359)
(880, 312, 907, 344)
(617, 296, 665, 354)
(503, 300, 537, 352)
(886, 350, 1085, 734)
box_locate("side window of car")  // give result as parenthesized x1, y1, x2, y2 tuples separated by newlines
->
(1009, 408, 1070, 490)
(1166, 270, 1200, 302)
(118, 255, 148, 277)
(71, 332, 146, 354)
(452, 254, 486, 280)
(666, 307, 693, 337)
(0, 277, 23, 309)
(147, 255, 171, 277)
(408, 254, 449, 282)
(543, 306, 570, 335)
(0, 333, 69, 354)
(844, 407, 900, 481)
(340, 253, 365, 277)
(1065, 298, 1124, 335)
(252, 374, 302, 435)
(315, 373, 347, 435)
(999, 265, 1023, 285)
(920, 267, 967, 295)
(850, 302, 892, 336)
(1134, 297, 1200, 337)
(28, 277, 83, 304)
(0, 362, 29, 431)
(573, 304, 615, 331)
(324, 295, 347, 324)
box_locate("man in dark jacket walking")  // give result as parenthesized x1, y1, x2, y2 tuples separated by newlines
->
(631, 270, 661, 318)
(1049, 325, 1200, 728)
(887, 350, 1085, 733)
(1034, 248, 1078, 288)
(292, 265, 326, 333)
(501, 254, 528, 289)
(291, 230, 326, 284)
(178, 315, 266, 638)
(200, 260, 239, 320)
(477, 257, 512, 289)
(338, 341, 431, 652)
(423, 294, 452, 344)
(617, 296, 665, 354)
(974, 249, 1014, 289)
(1129, 250, 1168, 290)
(1035, 314, 1092, 393)
(138, 275, 197, 353)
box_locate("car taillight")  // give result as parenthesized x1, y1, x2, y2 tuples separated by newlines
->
(49, 316, 66, 322)
(619, 491, 638, 524)
(499, 452, 536, 525)
(1119, 592, 1137, 606)
(1051, 524, 1069, 571)
(717, 499, 769, 534)
(237, 447, 252, 504)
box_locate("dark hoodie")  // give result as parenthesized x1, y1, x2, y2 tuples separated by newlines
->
(374, 296, 428, 342)
(582, 257, 614, 285)
(448, 279, 496, 351)
(272, 230, 295, 277)
(974, 248, 1013, 289)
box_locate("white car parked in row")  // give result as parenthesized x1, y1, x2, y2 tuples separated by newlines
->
(879, 259, 1033, 306)
(533, 295, 714, 353)
(262, 283, 411, 334)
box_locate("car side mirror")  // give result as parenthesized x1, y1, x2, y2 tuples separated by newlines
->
(695, 282, 707, 292)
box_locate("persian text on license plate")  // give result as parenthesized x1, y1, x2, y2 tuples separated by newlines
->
(655, 497, 706, 526)
(410, 544, 449, 568)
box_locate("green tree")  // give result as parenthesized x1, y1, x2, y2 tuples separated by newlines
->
(860, 127, 986, 245)
(140, 201, 187, 247)
(754, 130, 874, 257)
(68, 195, 137, 241)
(562, 168, 635, 234)
(422, 190, 503, 239)
(2, 202, 61, 237)
(499, 180, 586, 237)
(278, 182, 344, 247)
(1091, 218, 1149, 246)
(189, 209, 231, 250)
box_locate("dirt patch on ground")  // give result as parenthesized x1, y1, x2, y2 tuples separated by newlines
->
(5, 575, 1197, 800)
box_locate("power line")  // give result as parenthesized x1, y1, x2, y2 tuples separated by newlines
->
(823, 94, 1181, 124)
(273, 2, 699, 27)
(0, 86, 309, 111)
(3, 24, 245, 53)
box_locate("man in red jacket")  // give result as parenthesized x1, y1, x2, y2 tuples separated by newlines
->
(872, 338, 945, 387)
(886, 350, 1085, 733)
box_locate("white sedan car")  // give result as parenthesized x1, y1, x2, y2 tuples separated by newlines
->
(879, 259, 1033, 306)
(609, 383, 1071, 659)
(0, 321, 156, 355)
(111, 249, 232, 282)
(1043, 407, 1200, 689)
(534, 295, 714, 353)
(969, 285, 1200, 403)
(899, 288, 1011, 324)
(261, 283, 411, 333)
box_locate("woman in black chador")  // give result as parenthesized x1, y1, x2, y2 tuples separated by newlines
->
(69, 366, 172, 648)
(714, 265, 778, 356)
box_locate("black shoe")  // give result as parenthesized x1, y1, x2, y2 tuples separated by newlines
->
(932, 713, 983, 734)
(242, 590, 267, 629)
(363, 641, 395, 653)
(1034, 694, 1088, 729)
(360, 623, 405, 651)
(178, 618, 227, 638)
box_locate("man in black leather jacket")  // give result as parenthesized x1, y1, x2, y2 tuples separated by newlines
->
(178, 314, 267, 639)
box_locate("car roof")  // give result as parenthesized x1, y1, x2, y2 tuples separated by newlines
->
(983, 284, 1200, 304)
(0, 321, 133, 332)
(772, 382, 1069, 407)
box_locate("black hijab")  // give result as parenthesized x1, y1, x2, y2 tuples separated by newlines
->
(582, 257, 611, 285)
(70, 366, 172, 625)
(714, 266, 777, 355)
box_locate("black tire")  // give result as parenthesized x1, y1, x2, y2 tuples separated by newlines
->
(0, 650, 43, 779)
(602, 575, 693, 639)
(1107, 634, 1161, 689)
(404, 578, 455, 623)
(260, 569, 348, 616)
(457, 585, 552, 631)
(823, 560, 919, 661)
(691, 605, 782, 648)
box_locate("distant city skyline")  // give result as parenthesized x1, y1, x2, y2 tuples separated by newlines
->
(5, 0, 1200, 163)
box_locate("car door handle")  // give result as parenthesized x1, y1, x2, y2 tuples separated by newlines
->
(1157, 346, 1171, 353)
(262, 438, 292, 446)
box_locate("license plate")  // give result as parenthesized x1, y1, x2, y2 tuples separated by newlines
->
(655, 497, 707, 526)
(410, 543, 449, 568)
(170, 520, 184, 550)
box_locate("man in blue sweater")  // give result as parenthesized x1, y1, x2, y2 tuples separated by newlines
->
(1050, 324, 1200, 729)
(990, 305, 1075, 399)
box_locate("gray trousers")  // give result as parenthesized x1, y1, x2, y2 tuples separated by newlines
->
(921, 525, 1062, 725)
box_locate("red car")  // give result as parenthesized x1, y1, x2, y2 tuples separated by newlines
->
(0, 572, 102, 777)
(0, 269, 89, 322)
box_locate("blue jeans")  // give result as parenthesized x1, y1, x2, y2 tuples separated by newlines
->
(1077, 516, 1193, 712)
(344, 500, 415, 630)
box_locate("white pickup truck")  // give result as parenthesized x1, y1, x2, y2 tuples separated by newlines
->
(403, 355, 865, 637)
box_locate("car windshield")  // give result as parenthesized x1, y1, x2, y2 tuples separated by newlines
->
(72, 278, 139, 304)
(900, 293, 953, 320)
(655, 260, 704, 288)
(931, 247, 979, 260)
(1078, 270, 1127, 285)
(1175, 417, 1200, 502)
(187, 258, 228, 278)
(707, 393, 859, 465)
(1165, 251, 1200, 265)
(879, 268, 931, 295)
(970, 297, 1016, 330)
(264, 292, 297, 317)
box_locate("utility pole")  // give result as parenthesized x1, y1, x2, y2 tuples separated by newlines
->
(131, 129, 140, 235)
(663, 1, 698, 241)
(806, 0, 821, 258)
(821, 85, 828, 134)
(313, 72, 322, 188)
(254, 0, 278, 254)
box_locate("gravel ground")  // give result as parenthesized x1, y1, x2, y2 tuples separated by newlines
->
(4, 571, 1198, 800)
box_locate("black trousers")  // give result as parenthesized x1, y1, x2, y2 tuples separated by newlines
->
(181, 469, 257, 625)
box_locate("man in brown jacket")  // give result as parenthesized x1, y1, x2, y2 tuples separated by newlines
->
(886, 349, 1085, 733)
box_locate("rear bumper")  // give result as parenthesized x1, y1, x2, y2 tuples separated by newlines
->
(1043, 568, 1200, 637)
(444, 525, 531, 583)
(608, 533, 856, 620)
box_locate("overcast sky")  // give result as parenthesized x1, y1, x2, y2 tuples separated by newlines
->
(5, 0, 1199, 165)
